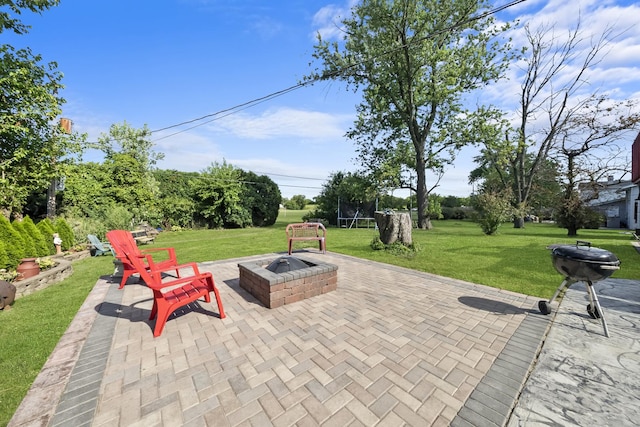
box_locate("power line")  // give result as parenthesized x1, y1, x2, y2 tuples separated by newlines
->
(143, 0, 529, 142)
(81, 0, 529, 146)
(253, 171, 326, 181)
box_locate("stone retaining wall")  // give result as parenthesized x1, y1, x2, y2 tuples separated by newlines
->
(13, 251, 91, 299)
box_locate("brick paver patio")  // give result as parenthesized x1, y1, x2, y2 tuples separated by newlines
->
(10, 251, 549, 426)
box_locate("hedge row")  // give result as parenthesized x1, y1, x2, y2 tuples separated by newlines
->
(0, 216, 75, 271)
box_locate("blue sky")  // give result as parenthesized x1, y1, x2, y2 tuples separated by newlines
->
(5, 0, 640, 199)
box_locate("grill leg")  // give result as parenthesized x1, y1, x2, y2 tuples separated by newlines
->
(586, 281, 610, 338)
(548, 279, 571, 304)
(539, 279, 573, 315)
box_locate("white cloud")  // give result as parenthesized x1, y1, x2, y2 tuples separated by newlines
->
(154, 132, 223, 172)
(311, 0, 357, 41)
(212, 107, 352, 140)
(249, 16, 284, 39)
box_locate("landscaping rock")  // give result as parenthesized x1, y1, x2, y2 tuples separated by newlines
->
(0, 280, 17, 310)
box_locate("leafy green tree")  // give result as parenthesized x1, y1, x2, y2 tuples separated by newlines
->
(471, 152, 563, 219)
(0, 214, 25, 268)
(153, 169, 198, 198)
(193, 161, 251, 228)
(153, 169, 198, 228)
(427, 196, 443, 220)
(378, 194, 406, 210)
(98, 122, 163, 224)
(157, 196, 196, 229)
(309, 172, 377, 226)
(285, 195, 307, 210)
(241, 171, 281, 226)
(1, 1, 60, 35)
(306, 0, 513, 229)
(102, 205, 134, 231)
(0, 45, 76, 219)
(58, 162, 114, 218)
(0, 1, 83, 219)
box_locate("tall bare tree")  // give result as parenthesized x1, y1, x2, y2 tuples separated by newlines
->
(554, 96, 639, 235)
(475, 21, 639, 227)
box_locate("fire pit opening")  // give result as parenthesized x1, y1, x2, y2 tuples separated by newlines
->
(238, 255, 338, 308)
(265, 256, 311, 274)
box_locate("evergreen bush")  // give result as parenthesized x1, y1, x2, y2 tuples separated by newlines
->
(0, 216, 26, 268)
(54, 217, 75, 251)
(12, 220, 37, 257)
(0, 240, 8, 271)
(22, 216, 49, 257)
(36, 218, 56, 254)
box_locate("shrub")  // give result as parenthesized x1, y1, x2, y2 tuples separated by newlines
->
(301, 213, 329, 228)
(103, 205, 134, 231)
(472, 190, 514, 235)
(22, 216, 49, 257)
(36, 218, 56, 254)
(64, 216, 107, 246)
(370, 236, 386, 250)
(0, 240, 8, 271)
(36, 257, 57, 270)
(441, 206, 469, 220)
(370, 236, 421, 258)
(0, 216, 26, 268)
(583, 208, 605, 229)
(12, 220, 37, 258)
(54, 217, 75, 250)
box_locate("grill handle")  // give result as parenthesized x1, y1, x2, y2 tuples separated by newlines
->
(576, 240, 591, 248)
(599, 265, 620, 270)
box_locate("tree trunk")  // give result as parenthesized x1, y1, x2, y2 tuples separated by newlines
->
(415, 157, 432, 229)
(513, 217, 524, 228)
(46, 179, 56, 219)
(374, 211, 412, 245)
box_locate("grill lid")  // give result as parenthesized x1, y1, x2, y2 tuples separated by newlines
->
(551, 241, 620, 265)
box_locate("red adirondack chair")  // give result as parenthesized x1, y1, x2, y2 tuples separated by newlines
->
(118, 236, 226, 337)
(106, 229, 181, 289)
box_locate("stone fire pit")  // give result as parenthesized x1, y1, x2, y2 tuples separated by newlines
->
(238, 255, 338, 308)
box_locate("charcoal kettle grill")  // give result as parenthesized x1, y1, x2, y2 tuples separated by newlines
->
(538, 240, 621, 337)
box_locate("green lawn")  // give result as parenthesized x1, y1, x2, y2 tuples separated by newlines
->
(1, 210, 639, 425)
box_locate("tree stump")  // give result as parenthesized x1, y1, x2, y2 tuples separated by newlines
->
(374, 211, 412, 245)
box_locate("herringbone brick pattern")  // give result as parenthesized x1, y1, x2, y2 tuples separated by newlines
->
(91, 252, 539, 426)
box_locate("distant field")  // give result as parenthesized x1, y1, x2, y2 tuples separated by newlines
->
(155, 210, 640, 299)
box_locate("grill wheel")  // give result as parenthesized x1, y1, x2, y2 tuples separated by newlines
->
(587, 304, 601, 319)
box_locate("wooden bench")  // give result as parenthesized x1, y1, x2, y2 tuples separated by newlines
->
(131, 229, 155, 245)
(286, 222, 327, 255)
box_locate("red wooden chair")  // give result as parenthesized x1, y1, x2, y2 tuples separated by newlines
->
(121, 241, 226, 337)
(106, 230, 181, 289)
